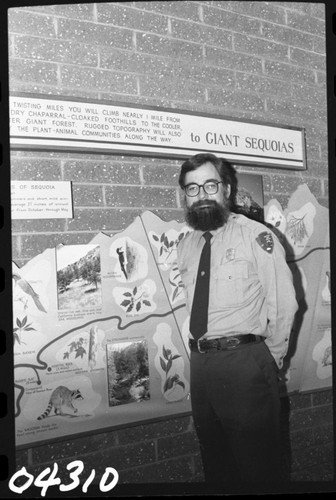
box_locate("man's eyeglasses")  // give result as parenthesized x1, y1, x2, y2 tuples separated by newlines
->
(183, 180, 223, 197)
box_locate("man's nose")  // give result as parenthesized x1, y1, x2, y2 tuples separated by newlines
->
(198, 185, 208, 199)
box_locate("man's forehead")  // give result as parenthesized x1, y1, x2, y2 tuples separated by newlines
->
(184, 162, 221, 183)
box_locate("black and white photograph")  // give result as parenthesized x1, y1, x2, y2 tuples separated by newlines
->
(56, 244, 102, 311)
(1, 0, 335, 497)
(106, 339, 150, 407)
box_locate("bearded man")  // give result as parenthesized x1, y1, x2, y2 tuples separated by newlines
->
(176, 153, 298, 486)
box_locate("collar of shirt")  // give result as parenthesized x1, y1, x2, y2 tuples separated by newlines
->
(193, 213, 234, 247)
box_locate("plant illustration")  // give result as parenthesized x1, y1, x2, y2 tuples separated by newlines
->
(151, 231, 187, 265)
(13, 316, 36, 345)
(63, 337, 88, 360)
(322, 346, 332, 367)
(286, 213, 309, 244)
(169, 263, 184, 303)
(120, 286, 151, 313)
(159, 345, 185, 394)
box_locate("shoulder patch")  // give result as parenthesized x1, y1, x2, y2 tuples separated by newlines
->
(256, 231, 274, 254)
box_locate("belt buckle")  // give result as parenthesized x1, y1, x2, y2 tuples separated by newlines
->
(197, 338, 207, 353)
(226, 336, 240, 348)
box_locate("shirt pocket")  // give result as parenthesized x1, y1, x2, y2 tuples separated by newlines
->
(212, 260, 249, 307)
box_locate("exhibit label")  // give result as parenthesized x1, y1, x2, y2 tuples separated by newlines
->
(11, 181, 73, 219)
(9, 93, 306, 170)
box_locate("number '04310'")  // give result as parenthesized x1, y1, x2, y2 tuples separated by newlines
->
(8, 460, 119, 496)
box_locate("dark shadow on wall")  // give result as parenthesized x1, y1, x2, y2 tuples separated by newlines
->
(227, 162, 308, 479)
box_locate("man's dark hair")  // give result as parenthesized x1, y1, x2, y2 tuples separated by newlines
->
(178, 153, 237, 208)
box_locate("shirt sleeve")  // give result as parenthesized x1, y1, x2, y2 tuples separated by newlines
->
(253, 229, 298, 368)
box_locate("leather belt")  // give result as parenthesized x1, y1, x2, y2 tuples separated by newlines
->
(189, 334, 262, 354)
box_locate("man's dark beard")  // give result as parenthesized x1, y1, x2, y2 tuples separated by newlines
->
(185, 199, 230, 231)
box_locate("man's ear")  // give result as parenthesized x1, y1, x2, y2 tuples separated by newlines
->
(226, 184, 231, 198)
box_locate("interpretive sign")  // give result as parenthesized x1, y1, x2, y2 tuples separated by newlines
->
(13, 211, 192, 447)
(13, 183, 330, 448)
(11, 181, 73, 220)
(9, 93, 306, 170)
(265, 185, 331, 393)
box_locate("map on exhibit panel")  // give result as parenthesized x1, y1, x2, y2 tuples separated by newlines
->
(12, 184, 331, 447)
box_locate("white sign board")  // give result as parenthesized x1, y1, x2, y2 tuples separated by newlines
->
(9, 94, 306, 170)
(11, 181, 73, 219)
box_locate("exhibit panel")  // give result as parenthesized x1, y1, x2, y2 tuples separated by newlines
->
(13, 181, 331, 447)
(9, 92, 331, 449)
(13, 211, 192, 447)
(265, 185, 331, 393)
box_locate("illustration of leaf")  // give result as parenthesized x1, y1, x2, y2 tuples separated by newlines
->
(13, 328, 18, 333)
(136, 301, 141, 312)
(75, 346, 86, 359)
(164, 377, 174, 392)
(143, 300, 151, 307)
(123, 292, 132, 297)
(176, 381, 185, 389)
(63, 352, 70, 359)
(162, 345, 169, 360)
(159, 246, 163, 256)
(169, 240, 174, 247)
(133, 286, 138, 296)
(24, 327, 36, 332)
(14, 332, 20, 345)
(68, 342, 77, 352)
(166, 358, 173, 373)
(164, 235, 169, 248)
(160, 233, 165, 243)
(178, 232, 184, 241)
(126, 304, 133, 313)
(159, 357, 167, 372)
(16, 318, 22, 328)
(152, 234, 159, 242)
(172, 287, 179, 302)
(171, 354, 181, 360)
(21, 316, 27, 327)
(120, 299, 131, 307)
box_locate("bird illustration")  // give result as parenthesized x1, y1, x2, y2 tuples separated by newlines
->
(116, 247, 128, 279)
(12, 273, 47, 313)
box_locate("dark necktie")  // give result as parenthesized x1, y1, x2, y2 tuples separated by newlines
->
(189, 232, 212, 340)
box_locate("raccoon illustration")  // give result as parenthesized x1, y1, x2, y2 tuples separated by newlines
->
(37, 386, 83, 420)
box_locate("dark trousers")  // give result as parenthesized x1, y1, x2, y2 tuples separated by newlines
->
(190, 340, 286, 484)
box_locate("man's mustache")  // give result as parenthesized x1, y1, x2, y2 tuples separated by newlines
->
(191, 199, 219, 209)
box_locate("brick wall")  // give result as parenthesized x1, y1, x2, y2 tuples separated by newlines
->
(14, 388, 333, 486)
(8, 1, 332, 486)
(9, 1, 328, 266)
(289, 389, 334, 481)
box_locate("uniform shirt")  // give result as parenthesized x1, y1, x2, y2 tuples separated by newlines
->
(176, 213, 298, 368)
